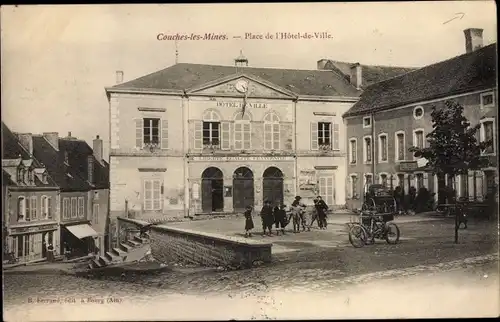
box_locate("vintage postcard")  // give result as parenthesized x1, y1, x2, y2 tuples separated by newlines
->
(1, 2, 498, 320)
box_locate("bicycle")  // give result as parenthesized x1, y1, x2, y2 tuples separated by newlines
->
(348, 210, 400, 248)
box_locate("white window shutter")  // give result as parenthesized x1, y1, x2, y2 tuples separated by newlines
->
(264, 124, 272, 150)
(234, 123, 242, 150)
(347, 177, 352, 199)
(332, 123, 339, 150)
(160, 119, 168, 149)
(194, 121, 202, 150)
(221, 121, 230, 150)
(243, 123, 251, 150)
(135, 119, 143, 149)
(311, 122, 318, 150)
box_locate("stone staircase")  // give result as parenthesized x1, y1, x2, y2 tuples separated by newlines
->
(88, 236, 150, 270)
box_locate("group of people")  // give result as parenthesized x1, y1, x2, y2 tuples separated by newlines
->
(243, 195, 329, 237)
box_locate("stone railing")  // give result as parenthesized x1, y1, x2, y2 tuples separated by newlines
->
(150, 225, 272, 269)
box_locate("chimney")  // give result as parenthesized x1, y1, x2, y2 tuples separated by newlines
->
(16, 133, 33, 156)
(116, 71, 124, 84)
(93, 135, 103, 162)
(464, 28, 483, 53)
(43, 132, 59, 150)
(317, 59, 329, 70)
(350, 63, 362, 90)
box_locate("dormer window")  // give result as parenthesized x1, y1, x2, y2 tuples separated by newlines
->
(64, 152, 69, 165)
(17, 167, 24, 183)
(42, 172, 48, 184)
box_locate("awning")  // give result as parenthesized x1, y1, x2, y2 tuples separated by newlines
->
(66, 224, 98, 239)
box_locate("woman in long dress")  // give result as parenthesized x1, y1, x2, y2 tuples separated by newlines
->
(244, 206, 254, 237)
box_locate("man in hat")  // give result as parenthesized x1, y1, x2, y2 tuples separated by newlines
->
(315, 195, 329, 229)
(260, 200, 274, 236)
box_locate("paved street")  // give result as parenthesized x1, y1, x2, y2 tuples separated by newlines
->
(4, 215, 498, 320)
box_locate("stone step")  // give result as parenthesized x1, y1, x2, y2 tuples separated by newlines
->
(98, 256, 111, 267)
(105, 251, 122, 262)
(119, 242, 133, 252)
(91, 259, 103, 268)
(112, 247, 127, 257)
(127, 239, 141, 247)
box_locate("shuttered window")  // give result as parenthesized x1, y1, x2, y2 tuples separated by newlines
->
(193, 121, 203, 149)
(78, 197, 85, 218)
(63, 198, 70, 219)
(221, 122, 231, 150)
(144, 179, 162, 211)
(319, 176, 334, 206)
(161, 119, 168, 149)
(71, 197, 77, 218)
(310, 122, 318, 150)
(234, 112, 251, 150)
(264, 113, 280, 150)
(30, 196, 37, 220)
(135, 118, 167, 149)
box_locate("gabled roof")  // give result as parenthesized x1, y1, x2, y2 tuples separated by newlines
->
(1, 122, 57, 188)
(108, 63, 362, 97)
(320, 60, 418, 88)
(32, 136, 91, 192)
(343, 43, 497, 117)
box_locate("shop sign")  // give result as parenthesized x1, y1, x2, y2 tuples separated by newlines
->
(191, 156, 294, 162)
(11, 224, 58, 234)
(399, 161, 418, 172)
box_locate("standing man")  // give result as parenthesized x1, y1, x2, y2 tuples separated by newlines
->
(315, 196, 329, 230)
(260, 200, 274, 236)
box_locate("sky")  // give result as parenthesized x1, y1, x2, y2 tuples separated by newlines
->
(1, 2, 497, 159)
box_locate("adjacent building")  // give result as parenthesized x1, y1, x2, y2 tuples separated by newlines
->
(343, 29, 497, 209)
(2, 122, 60, 263)
(106, 54, 370, 221)
(32, 132, 110, 257)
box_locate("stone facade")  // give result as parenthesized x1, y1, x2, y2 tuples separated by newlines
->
(344, 89, 498, 209)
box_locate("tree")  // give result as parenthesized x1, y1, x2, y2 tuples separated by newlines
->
(409, 100, 492, 243)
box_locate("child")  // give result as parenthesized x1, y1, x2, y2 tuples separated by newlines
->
(244, 205, 254, 237)
(291, 196, 306, 233)
(274, 204, 287, 235)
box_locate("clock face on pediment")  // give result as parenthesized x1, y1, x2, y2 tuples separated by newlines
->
(191, 78, 292, 98)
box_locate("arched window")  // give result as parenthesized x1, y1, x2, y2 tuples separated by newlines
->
(17, 197, 27, 221)
(264, 112, 280, 150)
(234, 112, 251, 150)
(202, 110, 222, 146)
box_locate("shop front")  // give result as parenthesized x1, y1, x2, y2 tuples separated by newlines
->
(7, 222, 59, 263)
(188, 155, 296, 213)
(60, 222, 99, 258)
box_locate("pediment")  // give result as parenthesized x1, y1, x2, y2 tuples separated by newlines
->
(186, 74, 297, 99)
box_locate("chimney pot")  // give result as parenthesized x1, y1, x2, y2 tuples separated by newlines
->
(43, 132, 59, 150)
(93, 135, 103, 162)
(464, 28, 483, 53)
(68, 131, 72, 137)
(349, 63, 362, 90)
(116, 71, 124, 84)
(17, 133, 33, 156)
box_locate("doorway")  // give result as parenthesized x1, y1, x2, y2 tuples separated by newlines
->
(262, 167, 284, 207)
(233, 167, 254, 211)
(201, 167, 224, 212)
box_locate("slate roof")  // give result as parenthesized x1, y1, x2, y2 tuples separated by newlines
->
(320, 60, 418, 88)
(109, 63, 362, 97)
(32, 136, 92, 192)
(343, 43, 497, 117)
(1, 122, 58, 188)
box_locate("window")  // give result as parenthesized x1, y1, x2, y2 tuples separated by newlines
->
(30, 196, 37, 220)
(234, 112, 251, 150)
(63, 198, 70, 219)
(397, 173, 405, 189)
(94, 191, 99, 201)
(17, 167, 24, 183)
(71, 197, 77, 218)
(364, 173, 373, 193)
(480, 92, 494, 109)
(78, 197, 85, 218)
(378, 133, 388, 162)
(144, 179, 162, 211)
(379, 173, 388, 188)
(413, 129, 425, 159)
(41, 196, 48, 219)
(17, 197, 27, 221)
(413, 106, 424, 120)
(318, 122, 331, 148)
(64, 152, 69, 165)
(395, 131, 405, 161)
(93, 204, 100, 225)
(47, 197, 52, 219)
(143, 118, 160, 146)
(363, 116, 372, 128)
(349, 138, 357, 164)
(318, 175, 334, 206)
(88, 156, 94, 183)
(203, 122, 220, 146)
(349, 174, 358, 199)
(264, 113, 280, 150)
(363, 136, 372, 163)
(480, 118, 495, 155)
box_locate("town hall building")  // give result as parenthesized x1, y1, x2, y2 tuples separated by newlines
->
(105, 54, 362, 219)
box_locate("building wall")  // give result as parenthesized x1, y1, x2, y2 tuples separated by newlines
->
(90, 188, 109, 255)
(6, 189, 59, 226)
(60, 191, 89, 223)
(344, 89, 498, 209)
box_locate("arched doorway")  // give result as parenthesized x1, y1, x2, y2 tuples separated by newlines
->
(201, 167, 224, 212)
(233, 167, 254, 211)
(262, 167, 284, 207)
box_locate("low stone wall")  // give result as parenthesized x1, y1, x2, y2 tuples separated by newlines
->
(150, 225, 272, 269)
